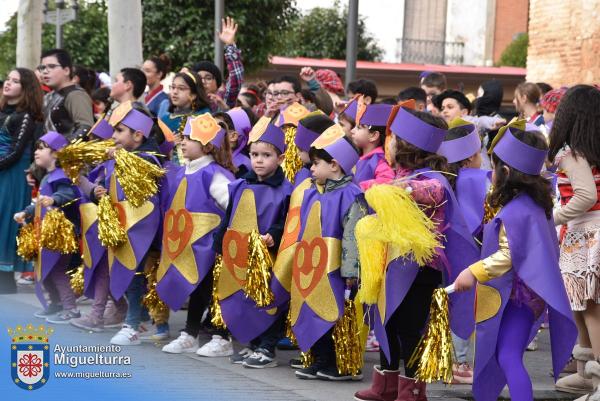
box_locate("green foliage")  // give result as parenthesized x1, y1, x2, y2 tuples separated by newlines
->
(141, 0, 299, 71)
(497, 33, 528, 68)
(0, 0, 109, 78)
(280, 0, 383, 61)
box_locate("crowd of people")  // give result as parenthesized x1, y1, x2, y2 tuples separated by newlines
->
(0, 16, 599, 401)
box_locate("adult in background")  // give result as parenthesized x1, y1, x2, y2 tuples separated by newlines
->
(39, 48, 94, 140)
(0, 68, 43, 293)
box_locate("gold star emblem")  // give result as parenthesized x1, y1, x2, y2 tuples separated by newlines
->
(107, 174, 154, 271)
(80, 202, 98, 269)
(156, 177, 221, 285)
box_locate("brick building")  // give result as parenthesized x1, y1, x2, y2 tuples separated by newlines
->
(527, 0, 600, 86)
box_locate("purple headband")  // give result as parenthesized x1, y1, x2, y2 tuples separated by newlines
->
(437, 124, 481, 163)
(182, 114, 227, 149)
(120, 109, 154, 138)
(249, 123, 286, 153)
(90, 118, 114, 140)
(39, 131, 68, 151)
(389, 108, 447, 153)
(295, 123, 321, 152)
(227, 108, 252, 136)
(311, 125, 359, 175)
(493, 127, 547, 175)
(344, 100, 392, 126)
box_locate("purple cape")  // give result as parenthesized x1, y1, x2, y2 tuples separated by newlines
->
(473, 194, 577, 401)
(156, 163, 233, 311)
(373, 169, 479, 363)
(291, 182, 364, 351)
(219, 177, 293, 343)
(233, 152, 252, 172)
(353, 148, 385, 185)
(455, 168, 491, 236)
(105, 158, 161, 300)
(293, 167, 312, 188)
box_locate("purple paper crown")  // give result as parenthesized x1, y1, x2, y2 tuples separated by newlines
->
(249, 123, 286, 154)
(159, 140, 175, 155)
(182, 114, 227, 149)
(39, 131, 68, 151)
(227, 108, 252, 136)
(120, 108, 154, 138)
(90, 118, 114, 140)
(493, 126, 547, 175)
(344, 99, 392, 126)
(311, 125, 359, 175)
(389, 108, 447, 153)
(295, 123, 321, 152)
(437, 124, 481, 163)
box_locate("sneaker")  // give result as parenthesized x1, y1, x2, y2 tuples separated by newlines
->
(295, 364, 321, 380)
(317, 366, 363, 381)
(277, 337, 298, 350)
(196, 335, 234, 357)
(46, 309, 81, 324)
(17, 272, 34, 285)
(243, 348, 278, 369)
(365, 331, 380, 352)
(70, 314, 104, 332)
(230, 347, 255, 364)
(110, 325, 141, 346)
(527, 337, 538, 351)
(162, 331, 198, 354)
(34, 303, 63, 319)
(289, 357, 304, 369)
(140, 323, 170, 341)
(451, 362, 474, 384)
(76, 296, 92, 305)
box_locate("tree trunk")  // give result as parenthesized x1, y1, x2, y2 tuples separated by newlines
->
(16, 0, 43, 70)
(108, 0, 143, 78)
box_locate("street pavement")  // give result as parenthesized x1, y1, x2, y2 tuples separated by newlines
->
(0, 285, 579, 401)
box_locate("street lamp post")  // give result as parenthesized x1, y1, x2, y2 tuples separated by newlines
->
(43, 0, 78, 49)
(345, 0, 358, 92)
(214, 0, 224, 72)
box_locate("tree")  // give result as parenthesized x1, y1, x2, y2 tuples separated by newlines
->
(141, 0, 298, 71)
(0, 0, 109, 78)
(497, 33, 528, 68)
(280, 1, 384, 61)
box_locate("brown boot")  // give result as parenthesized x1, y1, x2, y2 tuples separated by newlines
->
(583, 359, 600, 401)
(395, 375, 427, 401)
(556, 345, 594, 394)
(354, 366, 399, 401)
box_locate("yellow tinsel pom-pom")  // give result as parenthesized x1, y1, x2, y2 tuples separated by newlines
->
(244, 229, 275, 307)
(332, 299, 363, 376)
(355, 215, 387, 305)
(40, 209, 78, 254)
(56, 139, 114, 183)
(97, 195, 126, 247)
(114, 149, 165, 208)
(142, 263, 169, 318)
(282, 126, 303, 184)
(407, 288, 455, 383)
(210, 255, 227, 329)
(69, 265, 85, 297)
(16, 222, 39, 261)
(284, 307, 297, 346)
(364, 184, 441, 265)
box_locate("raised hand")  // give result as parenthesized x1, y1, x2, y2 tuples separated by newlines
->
(218, 16, 238, 46)
(299, 67, 316, 82)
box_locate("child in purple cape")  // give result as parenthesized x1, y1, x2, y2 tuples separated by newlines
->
(14, 132, 81, 323)
(291, 125, 368, 381)
(214, 119, 293, 368)
(453, 124, 577, 401)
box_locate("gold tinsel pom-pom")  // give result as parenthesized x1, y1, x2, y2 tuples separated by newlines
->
(97, 195, 126, 247)
(355, 215, 387, 305)
(407, 288, 455, 383)
(364, 184, 441, 265)
(210, 255, 227, 329)
(40, 209, 78, 254)
(282, 126, 304, 184)
(114, 149, 165, 208)
(284, 307, 297, 345)
(56, 139, 114, 183)
(16, 223, 39, 261)
(332, 299, 363, 376)
(244, 229, 275, 307)
(142, 264, 169, 318)
(69, 265, 85, 297)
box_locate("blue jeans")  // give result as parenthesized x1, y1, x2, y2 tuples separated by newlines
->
(452, 331, 471, 364)
(125, 274, 146, 330)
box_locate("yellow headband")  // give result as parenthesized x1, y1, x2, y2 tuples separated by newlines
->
(183, 71, 197, 84)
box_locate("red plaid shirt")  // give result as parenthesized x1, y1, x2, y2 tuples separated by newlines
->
(213, 44, 244, 111)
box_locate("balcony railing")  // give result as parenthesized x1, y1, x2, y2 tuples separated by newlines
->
(397, 38, 465, 65)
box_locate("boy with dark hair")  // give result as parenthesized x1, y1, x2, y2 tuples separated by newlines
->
(39, 48, 94, 140)
(270, 75, 303, 111)
(420, 72, 447, 114)
(110, 68, 148, 104)
(398, 87, 427, 111)
(433, 89, 472, 123)
(347, 79, 378, 104)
